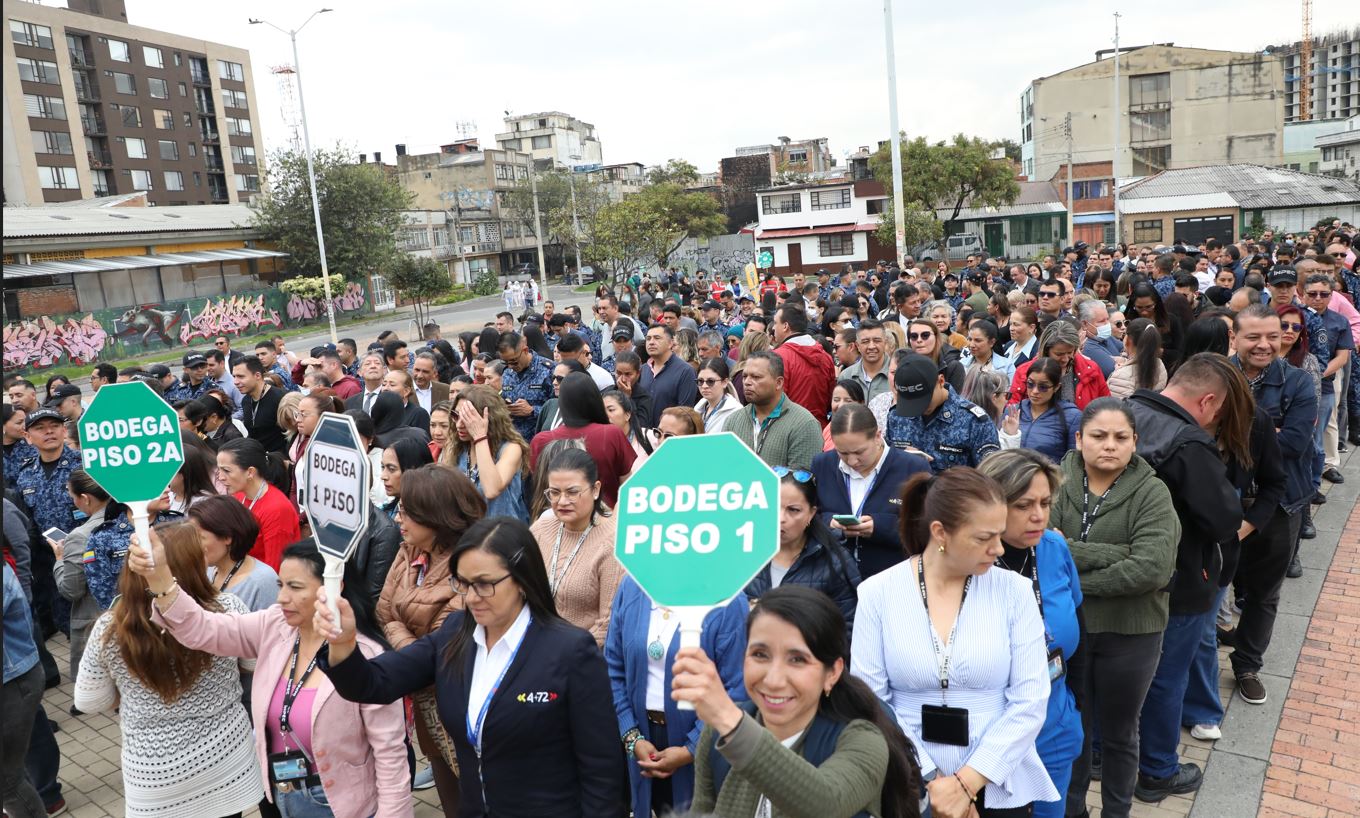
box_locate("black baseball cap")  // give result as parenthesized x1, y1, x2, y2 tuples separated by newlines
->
(1267, 267, 1298, 286)
(611, 326, 634, 342)
(892, 354, 940, 418)
(45, 384, 81, 406)
(1074, 241, 1089, 251)
(147, 364, 172, 378)
(24, 407, 64, 429)
(702, 300, 722, 311)
(182, 352, 208, 368)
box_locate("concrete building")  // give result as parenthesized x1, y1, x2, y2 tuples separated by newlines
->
(581, 162, 645, 203)
(1283, 119, 1352, 173)
(735, 136, 834, 177)
(1118, 163, 1360, 245)
(937, 181, 1067, 260)
(3, 0, 263, 207)
(1266, 28, 1359, 123)
(1019, 45, 1283, 183)
(752, 178, 891, 277)
(1316, 115, 1360, 183)
(494, 111, 602, 169)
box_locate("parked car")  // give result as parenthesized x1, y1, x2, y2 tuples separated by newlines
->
(912, 232, 984, 263)
(514, 262, 538, 276)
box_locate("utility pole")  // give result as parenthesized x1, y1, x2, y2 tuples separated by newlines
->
(450, 196, 466, 287)
(883, 0, 906, 267)
(567, 156, 584, 284)
(1112, 12, 1122, 250)
(529, 162, 548, 289)
(1064, 112, 1074, 247)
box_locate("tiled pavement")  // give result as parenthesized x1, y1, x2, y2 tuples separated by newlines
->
(22, 451, 1359, 818)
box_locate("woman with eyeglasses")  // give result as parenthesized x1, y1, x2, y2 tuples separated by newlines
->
(906, 319, 965, 391)
(1277, 303, 1322, 402)
(379, 438, 435, 520)
(977, 450, 1085, 818)
(1007, 320, 1110, 412)
(694, 357, 742, 434)
(374, 464, 487, 816)
(287, 390, 345, 505)
(529, 448, 623, 647)
(1000, 357, 1083, 465)
(606, 568, 749, 818)
(317, 513, 629, 818)
(531, 373, 637, 509)
(445, 385, 531, 523)
(1107, 318, 1167, 399)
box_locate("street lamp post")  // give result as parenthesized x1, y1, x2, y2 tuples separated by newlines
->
(883, 0, 907, 267)
(568, 154, 583, 285)
(249, 9, 337, 344)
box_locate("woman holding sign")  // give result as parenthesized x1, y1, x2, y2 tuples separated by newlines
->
(314, 516, 630, 817)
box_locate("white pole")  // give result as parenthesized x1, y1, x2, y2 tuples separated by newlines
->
(1065, 113, 1074, 248)
(569, 169, 583, 283)
(883, 0, 906, 267)
(290, 29, 337, 345)
(1112, 12, 1122, 251)
(530, 163, 548, 290)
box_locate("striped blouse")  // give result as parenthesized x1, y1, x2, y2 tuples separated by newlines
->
(851, 556, 1061, 809)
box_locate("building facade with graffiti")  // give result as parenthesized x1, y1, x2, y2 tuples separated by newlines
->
(3, 197, 376, 375)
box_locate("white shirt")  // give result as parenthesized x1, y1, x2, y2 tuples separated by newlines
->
(837, 439, 890, 517)
(645, 605, 681, 711)
(361, 389, 381, 413)
(415, 385, 433, 413)
(587, 363, 615, 391)
(467, 604, 532, 751)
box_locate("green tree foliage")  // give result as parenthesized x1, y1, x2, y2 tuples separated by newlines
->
(870, 134, 1020, 248)
(386, 255, 452, 326)
(502, 169, 609, 271)
(278, 274, 345, 300)
(253, 145, 412, 281)
(646, 159, 699, 186)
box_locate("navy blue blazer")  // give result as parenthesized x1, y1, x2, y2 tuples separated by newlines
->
(810, 446, 930, 579)
(320, 611, 628, 818)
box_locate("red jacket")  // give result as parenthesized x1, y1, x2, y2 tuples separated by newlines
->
(774, 337, 836, 426)
(1008, 353, 1110, 410)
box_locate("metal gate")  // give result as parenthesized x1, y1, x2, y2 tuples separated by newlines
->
(370, 274, 396, 311)
(1172, 215, 1235, 248)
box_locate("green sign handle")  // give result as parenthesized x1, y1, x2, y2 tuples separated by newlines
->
(323, 555, 345, 626)
(129, 500, 152, 569)
(674, 605, 712, 712)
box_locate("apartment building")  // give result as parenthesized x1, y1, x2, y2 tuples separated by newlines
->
(752, 178, 892, 277)
(3, 0, 263, 206)
(494, 111, 602, 169)
(1267, 28, 1359, 123)
(734, 136, 834, 177)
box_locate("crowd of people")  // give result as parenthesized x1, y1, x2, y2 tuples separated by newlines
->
(2, 219, 1357, 818)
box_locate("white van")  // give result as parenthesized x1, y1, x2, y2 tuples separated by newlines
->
(914, 232, 984, 263)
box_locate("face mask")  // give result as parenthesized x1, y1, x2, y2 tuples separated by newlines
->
(1095, 323, 1113, 339)
(298, 387, 311, 397)
(72, 508, 88, 521)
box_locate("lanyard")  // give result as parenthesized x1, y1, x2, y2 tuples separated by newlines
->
(466, 615, 532, 752)
(915, 557, 971, 700)
(1080, 471, 1121, 541)
(751, 395, 786, 455)
(218, 558, 245, 592)
(280, 636, 319, 737)
(843, 463, 880, 520)
(548, 523, 593, 598)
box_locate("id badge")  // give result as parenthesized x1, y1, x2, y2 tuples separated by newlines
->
(920, 703, 970, 746)
(268, 750, 310, 783)
(1047, 646, 1066, 683)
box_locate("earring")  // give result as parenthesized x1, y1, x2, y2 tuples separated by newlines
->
(937, 542, 946, 553)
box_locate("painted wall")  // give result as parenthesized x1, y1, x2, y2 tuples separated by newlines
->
(3, 280, 370, 375)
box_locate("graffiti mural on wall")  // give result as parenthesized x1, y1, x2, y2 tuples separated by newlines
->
(3, 282, 371, 375)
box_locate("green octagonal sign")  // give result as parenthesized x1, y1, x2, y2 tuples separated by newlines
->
(615, 433, 778, 608)
(79, 380, 184, 502)
(757, 250, 774, 269)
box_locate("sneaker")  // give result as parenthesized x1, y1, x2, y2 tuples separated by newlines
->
(1237, 672, 1268, 704)
(1190, 723, 1221, 741)
(1312, 490, 1327, 505)
(45, 799, 67, 816)
(1287, 556, 1304, 578)
(412, 765, 436, 790)
(1135, 763, 1203, 802)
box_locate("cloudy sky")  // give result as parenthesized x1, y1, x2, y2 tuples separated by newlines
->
(124, 0, 1355, 171)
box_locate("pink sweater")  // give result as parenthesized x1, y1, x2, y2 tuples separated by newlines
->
(152, 592, 412, 818)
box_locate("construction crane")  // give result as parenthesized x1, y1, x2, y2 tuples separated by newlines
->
(1299, 0, 1312, 121)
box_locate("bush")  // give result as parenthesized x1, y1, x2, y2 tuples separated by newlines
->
(472, 267, 499, 296)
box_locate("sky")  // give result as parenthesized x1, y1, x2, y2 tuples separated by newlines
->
(119, 0, 1357, 172)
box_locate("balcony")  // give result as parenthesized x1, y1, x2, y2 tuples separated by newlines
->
(199, 128, 220, 144)
(191, 68, 212, 86)
(69, 49, 93, 67)
(80, 116, 106, 135)
(87, 150, 113, 169)
(73, 78, 99, 102)
(209, 187, 229, 203)
(205, 156, 224, 171)
(195, 99, 216, 116)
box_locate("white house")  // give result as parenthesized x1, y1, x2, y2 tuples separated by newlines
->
(752, 180, 892, 277)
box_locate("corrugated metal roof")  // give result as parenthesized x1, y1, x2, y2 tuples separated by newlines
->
(2, 204, 257, 239)
(1119, 164, 1360, 209)
(942, 202, 1066, 221)
(2, 247, 286, 280)
(1119, 192, 1239, 214)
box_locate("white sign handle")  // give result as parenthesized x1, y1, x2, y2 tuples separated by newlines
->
(673, 605, 712, 712)
(128, 500, 152, 569)
(322, 554, 344, 626)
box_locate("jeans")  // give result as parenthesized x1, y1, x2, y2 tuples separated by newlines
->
(2, 664, 47, 818)
(1066, 631, 1163, 818)
(1140, 611, 1213, 779)
(1339, 364, 1350, 443)
(1231, 508, 1295, 676)
(1182, 588, 1228, 729)
(25, 700, 62, 807)
(273, 783, 335, 818)
(1314, 390, 1336, 485)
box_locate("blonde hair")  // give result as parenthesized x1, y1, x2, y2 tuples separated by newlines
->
(276, 391, 304, 435)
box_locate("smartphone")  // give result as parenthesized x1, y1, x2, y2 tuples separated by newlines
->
(832, 514, 861, 527)
(42, 526, 68, 543)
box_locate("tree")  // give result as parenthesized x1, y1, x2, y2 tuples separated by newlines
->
(647, 158, 699, 186)
(502, 169, 609, 271)
(254, 145, 412, 282)
(585, 196, 663, 283)
(870, 134, 1021, 249)
(386, 255, 452, 326)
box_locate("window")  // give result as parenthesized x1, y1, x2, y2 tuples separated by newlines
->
(10, 20, 54, 49)
(183, 111, 194, 128)
(174, 52, 182, 67)
(164, 170, 184, 190)
(1073, 180, 1109, 200)
(153, 108, 173, 129)
(515, 165, 528, 180)
(819, 234, 855, 256)
(218, 60, 243, 81)
(18, 58, 59, 83)
(1132, 145, 1171, 176)
(147, 77, 168, 99)
(787, 149, 809, 164)
(142, 46, 163, 67)
(177, 82, 187, 97)
(531, 135, 551, 149)
(866, 198, 886, 215)
(501, 138, 521, 150)
(494, 163, 513, 180)
(124, 137, 147, 159)
(220, 88, 248, 109)
(158, 139, 178, 160)
(224, 117, 249, 136)
(38, 165, 78, 189)
(230, 144, 256, 165)
(234, 174, 260, 193)
(116, 104, 141, 127)
(762, 193, 802, 214)
(108, 39, 130, 62)
(187, 142, 197, 156)
(1129, 109, 1170, 142)
(1011, 215, 1050, 245)
(129, 169, 152, 190)
(1129, 72, 1170, 108)
(810, 188, 851, 210)
(34, 130, 73, 154)
(1133, 219, 1163, 243)
(193, 171, 201, 187)
(23, 93, 65, 119)
(112, 71, 136, 94)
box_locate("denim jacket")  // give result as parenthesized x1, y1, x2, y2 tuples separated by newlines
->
(3, 563, 39, 683)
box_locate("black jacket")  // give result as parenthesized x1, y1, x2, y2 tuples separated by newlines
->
(1126, 390, 1243, 615)
(352, 505, 401, 606)
(810, 447, 931, 579)
(743, 534, 861, 633)
(1221, 404, 1287, 585)
(322, 612, 629, 818)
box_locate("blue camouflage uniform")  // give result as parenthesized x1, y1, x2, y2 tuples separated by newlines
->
(883, 386, 1000, 474)
(501, 352, 555, 443)
(1072, 255, 1089, 290)
(164, 375, 221, 403)
(697, 320, 728, 336)
(82, 511, 178, 609)
(268, 363, 297, 392)
(15, 447, 82, 632)
(577, 327, 603, 367)
(1152, 275, 1177, 300)
(3, 439, 37, 490)
(944, 293, 965, 313)
(1303, 305, 1330, 371)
